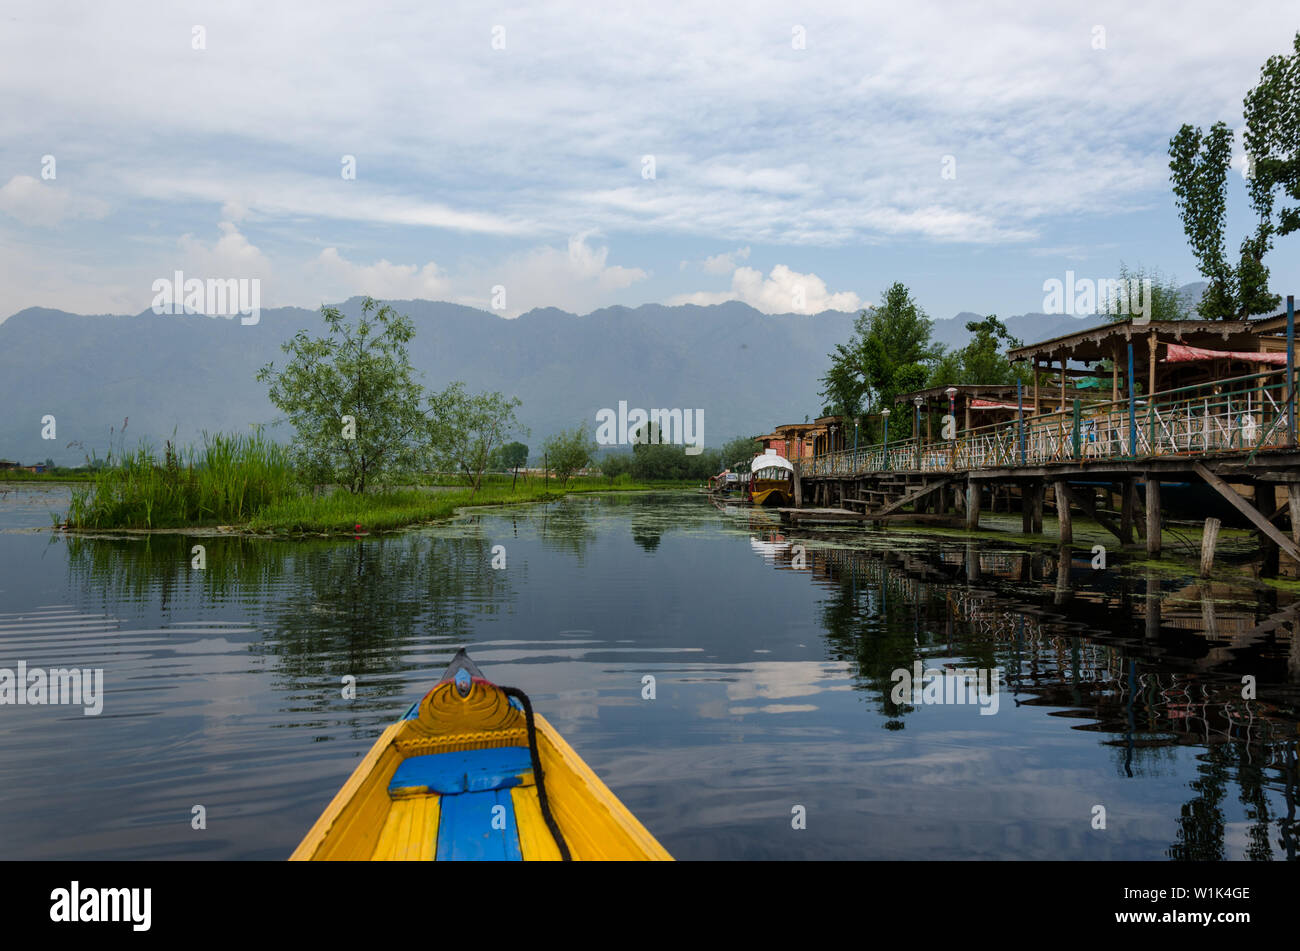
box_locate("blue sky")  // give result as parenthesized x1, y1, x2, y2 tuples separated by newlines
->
(0, 1, 1296, 322)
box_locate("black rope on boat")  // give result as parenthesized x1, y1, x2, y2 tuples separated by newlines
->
(501, 685, 572, 861)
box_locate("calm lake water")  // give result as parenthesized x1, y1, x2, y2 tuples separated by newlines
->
(0, 483, 1297, 860)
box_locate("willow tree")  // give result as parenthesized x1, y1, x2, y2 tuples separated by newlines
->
(426, 383, 526, 499)
(257, 297, 430, 493)
(542, 424, 597, 486)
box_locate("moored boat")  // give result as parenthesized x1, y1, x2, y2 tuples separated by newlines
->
(291, 650, 672, 861)
(749, 450, 795, 507)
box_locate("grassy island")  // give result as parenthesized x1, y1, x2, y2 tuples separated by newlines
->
(58, 434, 694, 535)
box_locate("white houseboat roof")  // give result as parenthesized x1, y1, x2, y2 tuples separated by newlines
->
(750, 450, 794, 474)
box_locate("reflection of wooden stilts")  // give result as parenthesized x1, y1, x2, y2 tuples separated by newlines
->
(1145, 572, 1160, 640)
(1197, 582, 1219, 639)
(1055, 547, 1071, 605)
(1290, 612, 1300, 682)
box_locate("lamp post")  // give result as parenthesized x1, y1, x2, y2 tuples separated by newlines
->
(946, 386, 958, 470)
(913, 396, 924, 470)
(881, 408, 891, 471)
(1017, 380, 1025, 466)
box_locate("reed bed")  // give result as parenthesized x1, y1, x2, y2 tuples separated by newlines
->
(65, 431, 300, 529)
(61, 438, 693, 533)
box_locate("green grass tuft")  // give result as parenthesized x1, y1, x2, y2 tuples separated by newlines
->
(65, 431, 299, 529)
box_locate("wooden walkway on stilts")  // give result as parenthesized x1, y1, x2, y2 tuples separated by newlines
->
(783, 305, 1300, 576)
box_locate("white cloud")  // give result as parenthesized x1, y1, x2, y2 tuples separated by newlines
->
(1, 2, 1297, 314)
(0, 176, 109, 227)
(701, 246, 751, 274)
(309, 247, 449, 302)
(0, 235, 141, 316)
(4, 2, 1291, 252)
(670, 264, 862, 314)
(176, 221, 273, 283)
(127, 171, 536, 238)
(457, 233, 648, 317)
(0, 219, 273, 319)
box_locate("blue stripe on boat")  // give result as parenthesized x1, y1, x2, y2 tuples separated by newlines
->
(389, 747, 534, 797)
(435, 788, 523, 861)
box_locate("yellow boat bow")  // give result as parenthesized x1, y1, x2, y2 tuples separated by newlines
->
(291, 650, 672, 861)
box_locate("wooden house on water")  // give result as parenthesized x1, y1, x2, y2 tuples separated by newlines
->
(1006, 315, 1290, 413)
(755, 422, 830, 463)
(1000, 312, 1296, 524)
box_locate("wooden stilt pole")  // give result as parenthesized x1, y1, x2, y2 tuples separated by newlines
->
(1200, 517, 1221, 577)
(1146, 572, 1160, 639)
(965, 479, 981, 530)
(1131, 480, 1146, 540)
(1120, 478, 1134, 543)
(1055, 480, 1072, 543)
(1146, 477, 1161, 556)
(1194, 462, 1300, 565)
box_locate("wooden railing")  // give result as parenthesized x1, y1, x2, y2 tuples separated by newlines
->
(803, 369, 1294, 476)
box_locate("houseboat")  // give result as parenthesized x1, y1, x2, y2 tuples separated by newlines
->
(749, 450, 795, 507)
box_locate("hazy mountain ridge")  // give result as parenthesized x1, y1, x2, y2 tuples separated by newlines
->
(1, 298, 1113, 464)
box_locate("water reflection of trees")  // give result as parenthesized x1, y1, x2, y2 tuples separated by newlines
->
(530, 492, 700, 555)
(67, 534, 299, 613)
(531, 498, 598, 558)
(255, 534, 512, 685)
(66, 532, 516, 717)
(752, 531, 1300, 860)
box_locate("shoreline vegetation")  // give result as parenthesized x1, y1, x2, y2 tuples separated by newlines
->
(39, 298, 723, 536)
(52, 434, 696, 535)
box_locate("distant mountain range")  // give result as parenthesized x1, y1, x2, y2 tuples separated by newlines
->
(1, 295, 1177, 465)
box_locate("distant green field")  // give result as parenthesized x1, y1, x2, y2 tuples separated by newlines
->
(0, 468, 97, 482)
(247, 477, 693, 534)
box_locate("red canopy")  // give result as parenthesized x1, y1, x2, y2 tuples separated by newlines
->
(969, 398, 1020, 410)
(1165, 343, 1287, 365)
